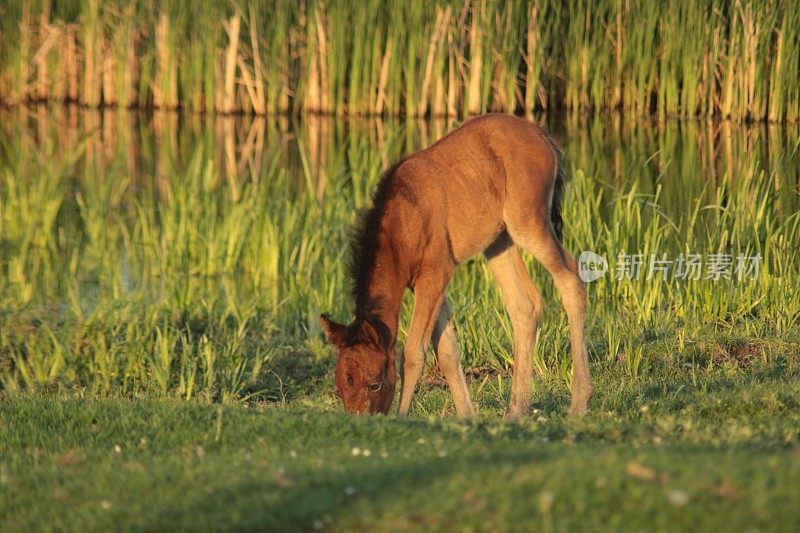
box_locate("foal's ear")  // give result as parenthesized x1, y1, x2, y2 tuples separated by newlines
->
(360, 320, 388, 350)
(320, 314, 347, 348)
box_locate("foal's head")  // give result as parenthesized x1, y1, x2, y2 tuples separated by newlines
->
(320, 315, 396, 414)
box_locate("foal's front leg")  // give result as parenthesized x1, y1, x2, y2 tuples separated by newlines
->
(397, 274, 450, 417)
(432, 301, 476, 419)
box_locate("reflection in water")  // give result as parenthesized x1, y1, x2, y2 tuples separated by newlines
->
(3, 106, 798, 214)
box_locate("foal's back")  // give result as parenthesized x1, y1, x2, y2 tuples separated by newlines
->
(388, 114, 560, 263)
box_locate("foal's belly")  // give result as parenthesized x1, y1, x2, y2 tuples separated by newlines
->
(447, 198, 506, 263)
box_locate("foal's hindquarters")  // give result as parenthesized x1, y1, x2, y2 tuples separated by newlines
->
(394, 114, 593, 420)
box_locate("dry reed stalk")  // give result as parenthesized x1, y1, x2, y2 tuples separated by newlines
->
(488, 2, 511, 113)
(124, 28, 138, 108)
(0, 39, 6, 105)
(66, 25, 79, 102)
(466, 0, 485, 116)
(417, 6, 449, 117)
(279, 61, 290, 113)
(51, 23, 65, 102)
(32, 24, 62, 101)
(222, 11, 242, 114)
(768, 29, 783, 121)
(305, 39, 320, 112)
(417, 12, 440, 116)
(35, 7, 50, 102)
(279, 27, 293, 114)
(117, 4, 138, 108)
(699, 39, 709, 116)
(102, 38, 116, 107)
(612, 0, 623, 109)
(711, 27, 723, 115)
(742, 3, 757, 119)
(154, 11, 178, 109)
(314, 7, 330, 113)
(524, 0, 539, 114)
(721, 2, 739, 118)
(237, 56, 260, 114)
(499, 5, 518, 113)
(215, 50, 223, 113)
(249, 7, 267, 115)
(375, 40, 392, 116)
(580, 9, 589, 110)
(367, 37, 380, 115)
(432, 70, 445, 117)
(489, 50, 501, 111)
(447, 27, 457, 117)
(81, 0, 100, 107)
(153, 11, 167, 108)
(18, 0, 31, 104)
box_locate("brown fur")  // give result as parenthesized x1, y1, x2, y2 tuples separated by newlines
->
(321, 114, 593, 419)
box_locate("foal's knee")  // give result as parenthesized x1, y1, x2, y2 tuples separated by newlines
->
(510, 291, 537, 322)
(401, 347, 426, 379)
(558, 272, 586, 315)
(437, 342, 461, 374)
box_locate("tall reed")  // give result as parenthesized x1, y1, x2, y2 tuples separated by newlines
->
(1, 0, 798, 121)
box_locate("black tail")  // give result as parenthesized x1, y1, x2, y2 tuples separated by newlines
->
(549, 140, 566, 242)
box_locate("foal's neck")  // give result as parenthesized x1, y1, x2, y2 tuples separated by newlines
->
(355, 241, 405, 348)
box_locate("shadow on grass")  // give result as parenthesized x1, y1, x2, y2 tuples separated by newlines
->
(178, 445, 556, 530)
(249, 349, 335, 403)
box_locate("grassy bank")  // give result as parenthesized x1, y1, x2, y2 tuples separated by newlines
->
(2, 364, 800, 530)
(1, 0, 799, 121)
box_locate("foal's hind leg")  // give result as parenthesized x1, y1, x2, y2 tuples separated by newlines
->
(508, 224, 593, 415)
(486, 236, 542, 421)
(397, 272, 451, 417)
(432, 301, 476, 419)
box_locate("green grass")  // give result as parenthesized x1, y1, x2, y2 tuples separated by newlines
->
(2, 362, 800, 530)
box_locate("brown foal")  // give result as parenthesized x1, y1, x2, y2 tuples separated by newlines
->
(321, 113, 593, 420)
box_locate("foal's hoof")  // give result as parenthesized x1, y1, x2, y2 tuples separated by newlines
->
(502, 409, 528, 423)
(567, 402, 589, 416)
(568, 385, 593, 416)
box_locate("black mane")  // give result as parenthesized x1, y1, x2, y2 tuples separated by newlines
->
(348, 158, 406, 324)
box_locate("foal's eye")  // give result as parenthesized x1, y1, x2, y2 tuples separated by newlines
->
(369, 381, 382, 392)
(346, 375, 354, 386)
